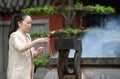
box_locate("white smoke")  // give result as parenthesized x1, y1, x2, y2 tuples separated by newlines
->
(81, 14, 120, 57)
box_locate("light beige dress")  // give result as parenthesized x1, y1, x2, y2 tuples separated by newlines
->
(7, 30, 34, 79)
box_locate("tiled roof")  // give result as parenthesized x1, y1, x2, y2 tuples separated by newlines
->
(0, 0, 62, 13)
(1, 0, 119, 13)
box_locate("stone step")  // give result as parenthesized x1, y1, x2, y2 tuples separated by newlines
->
(63, 75, 76, 79)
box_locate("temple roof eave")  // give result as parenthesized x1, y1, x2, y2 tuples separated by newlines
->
(0, 0, 62, 13)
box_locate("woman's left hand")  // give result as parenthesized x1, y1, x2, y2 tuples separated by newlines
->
(37, 46, 45, 54)
(34, 46, 45, 58)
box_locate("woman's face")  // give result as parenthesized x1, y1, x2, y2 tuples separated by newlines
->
(19, 15, 32, 33)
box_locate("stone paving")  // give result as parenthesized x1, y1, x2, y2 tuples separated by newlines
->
(34, 67, 49, 79)
(44, 68, 58, 79)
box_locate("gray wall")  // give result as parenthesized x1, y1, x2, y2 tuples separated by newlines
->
(0, 21, 4, 79)
(0, 19, 49, 79)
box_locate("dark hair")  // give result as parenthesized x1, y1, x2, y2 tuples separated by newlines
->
(8, 13, 28, 38)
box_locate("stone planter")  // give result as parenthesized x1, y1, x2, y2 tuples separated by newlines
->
(54, 38, 82, 79)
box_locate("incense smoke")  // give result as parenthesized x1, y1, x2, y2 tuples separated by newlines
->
(81, 14, 120, 57)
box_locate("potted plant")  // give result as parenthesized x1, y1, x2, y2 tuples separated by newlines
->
(49, 27, 85, 38)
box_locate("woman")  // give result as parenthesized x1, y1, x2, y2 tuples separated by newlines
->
(7, 13, 49, 79)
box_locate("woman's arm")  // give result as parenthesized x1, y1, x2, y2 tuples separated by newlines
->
(24, 38, 48, 51)
(10, 33, 49, 52)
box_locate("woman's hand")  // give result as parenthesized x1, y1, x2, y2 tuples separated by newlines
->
(37, 46, 45, 53)
(34, 46, 45, 58)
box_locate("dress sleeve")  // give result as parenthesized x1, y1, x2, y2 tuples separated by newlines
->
(9, 33, 26, 52)
(31, 47, 35, 58)
(26, 33, 35, 57)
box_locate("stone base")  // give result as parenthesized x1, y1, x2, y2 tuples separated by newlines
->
(82, 68, 120, 79)
(48, 57, 120, 79)
(64, 75, 76, 79)
(43, 67, 120, 79)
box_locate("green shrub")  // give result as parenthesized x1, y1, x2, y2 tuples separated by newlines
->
(34, 54, 50, 68)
